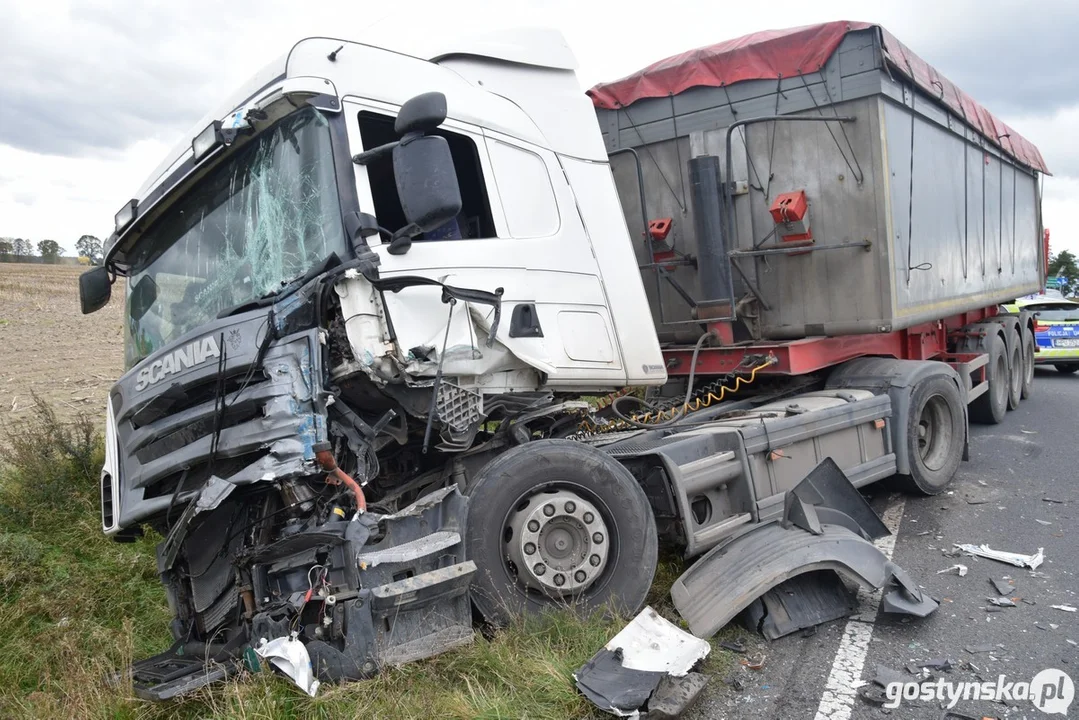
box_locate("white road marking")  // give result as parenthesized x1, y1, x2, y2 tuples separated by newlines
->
(813, 496, 907, 720)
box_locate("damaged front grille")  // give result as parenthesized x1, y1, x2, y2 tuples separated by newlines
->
(106, 310, 329, 530)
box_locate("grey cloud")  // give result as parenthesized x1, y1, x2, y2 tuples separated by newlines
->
(890, 1, 1079, 116)
(0, 0, 290, 158)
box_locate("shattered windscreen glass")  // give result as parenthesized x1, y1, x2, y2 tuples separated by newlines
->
(123, 107, 345, 368)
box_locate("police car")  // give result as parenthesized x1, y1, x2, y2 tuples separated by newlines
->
(1004, 294, 1079, 373)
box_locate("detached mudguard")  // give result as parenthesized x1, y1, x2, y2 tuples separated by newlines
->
(671, 458, 937, 638)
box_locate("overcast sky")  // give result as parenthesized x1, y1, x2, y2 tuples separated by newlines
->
(2, 0, 1077, 257)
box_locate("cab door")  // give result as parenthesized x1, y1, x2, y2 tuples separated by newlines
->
(342, 97, 627, 388)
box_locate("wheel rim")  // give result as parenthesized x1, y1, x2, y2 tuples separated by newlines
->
(505, 488, 611, 597)
(993, 354, 1008, 406)
(917, 394, 953, 472)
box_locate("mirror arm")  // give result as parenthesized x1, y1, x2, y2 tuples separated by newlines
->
(352, 142, 398, 166)
(387, 223, 421, 256)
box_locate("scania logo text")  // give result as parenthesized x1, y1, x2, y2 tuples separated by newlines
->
(135, 336, 221, 391)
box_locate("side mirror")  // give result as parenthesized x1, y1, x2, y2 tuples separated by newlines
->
(388, 94, 461, 255)
(79, 266, 112, 314)
(395, 92, 448, 135)
(391, 135, 463, 255)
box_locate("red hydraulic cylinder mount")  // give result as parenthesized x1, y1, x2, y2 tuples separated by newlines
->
(646, 217, 677, 270)
(769, 190, 812, 253)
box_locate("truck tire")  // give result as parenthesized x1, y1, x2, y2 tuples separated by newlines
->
(1006, 327, 1022, 411)
(898, 376, 965, 494)
(1055, 363, 1079, 374)
(1020, 325, 1035, 398)
(465, 440, 658, 626)
(966, 331, 1008, 424)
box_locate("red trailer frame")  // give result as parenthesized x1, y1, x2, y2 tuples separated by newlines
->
(661, 308, 1000, 380)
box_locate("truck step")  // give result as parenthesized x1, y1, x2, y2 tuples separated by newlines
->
(690, 513, 751, 550)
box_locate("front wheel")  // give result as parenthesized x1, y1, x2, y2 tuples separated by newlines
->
(1055, 363, 1079, 374)
(465, 440, 658, 626)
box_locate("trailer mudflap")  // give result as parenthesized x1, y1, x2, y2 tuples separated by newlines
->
(671, 459, 938, 639)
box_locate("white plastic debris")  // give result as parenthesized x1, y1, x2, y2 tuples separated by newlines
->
(602, 606, 711, 676)
(254, 633, 320, 697)
(953, 544, 1044, 570)
(1051, 605, 1078, 613)
(936, 564, 968, 577)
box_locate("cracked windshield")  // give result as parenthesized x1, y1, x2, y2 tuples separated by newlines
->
(124, 107, 345, 368)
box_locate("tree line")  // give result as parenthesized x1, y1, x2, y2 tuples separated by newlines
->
(0, 235, 103, 264)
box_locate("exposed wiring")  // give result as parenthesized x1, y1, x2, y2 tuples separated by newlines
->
(613, 356, 776, 426)
(577, 331, 778, 432)
(606, 331, 716, 429)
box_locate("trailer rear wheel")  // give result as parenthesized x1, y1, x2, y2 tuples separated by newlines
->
(1055, 363, 1079, 374)
(465, 440, 658, 626)
(1006, 327, 1022, 411)
(899, 376, 965, 494)
(1020, 326, 1035, 398)
(965, 331, 1008, 424)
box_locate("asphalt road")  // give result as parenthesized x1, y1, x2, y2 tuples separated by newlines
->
(687, 367, 1079, 720)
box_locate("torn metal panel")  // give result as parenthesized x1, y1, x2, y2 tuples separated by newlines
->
(575, 607, 710, 718)
(255, 634, 321, 697)
(603, 607, 710, 676)
(954, 543, 1045, 569)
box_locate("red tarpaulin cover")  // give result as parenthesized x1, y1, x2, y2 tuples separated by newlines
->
(587, 21, 1048, 173)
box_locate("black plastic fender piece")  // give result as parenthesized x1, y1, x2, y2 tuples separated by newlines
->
(671, 520, 938, 638)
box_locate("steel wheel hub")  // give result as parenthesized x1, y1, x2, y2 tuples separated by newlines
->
(505, 489, 609, 596)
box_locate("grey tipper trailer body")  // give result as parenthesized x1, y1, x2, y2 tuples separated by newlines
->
(595, 25, 1045, 340)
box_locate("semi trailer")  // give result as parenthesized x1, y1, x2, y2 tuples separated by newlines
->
(77, 21, 1047, 699)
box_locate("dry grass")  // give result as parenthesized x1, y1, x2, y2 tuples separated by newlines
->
(0, 263, 125, 426)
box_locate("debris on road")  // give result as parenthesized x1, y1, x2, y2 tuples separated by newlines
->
(986, 597, 1016, 607)
(916, 658, 957, 672)
(718, 639, 746, 654)
(1051, 604, 1078, 613)
(937, 564, 968, 577)
(1035, 519, 1053, 525)
(990, 578, 1015, 596)
(965, 643, 997, 654)
(953, 544, 1044, 569)
(741, 654, 766, 670)
(1042, 497, 1067, 504)
(574, 607, 710, 717)
(870, 664, 908, 689)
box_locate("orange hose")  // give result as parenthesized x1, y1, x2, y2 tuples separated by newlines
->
(315, 449, 367, 514)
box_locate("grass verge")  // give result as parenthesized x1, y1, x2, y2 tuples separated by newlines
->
(0, 399, 736, 719)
